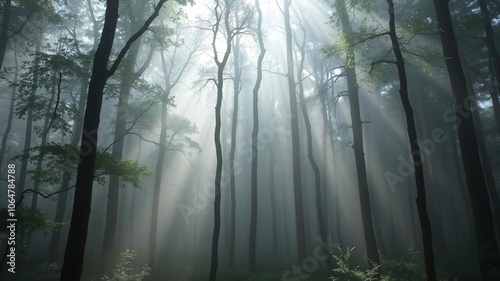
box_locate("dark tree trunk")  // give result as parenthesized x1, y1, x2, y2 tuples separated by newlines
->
(249, 1, 265, 271)
(18, 37, 41, 196)
(101, 40, 141, 274)
(60, 1, 166, 279)
(48, 80, 88, 263)
(229, 35, 241, 271)
(464, 69, 500, 240)
(209, 1, 234, 279)
(334, 0, 380, 271)
(283, 0, 307, 263)
(431, 1, 500, 279)
(386, 0, 436, 279)
(296, 30, 333, 270)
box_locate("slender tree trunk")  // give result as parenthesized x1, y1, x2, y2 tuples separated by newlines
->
(229, 35, 241, 270)
(334, 0, 380, 271)
(209, 2, 234, 279)
(283, 0, 307, 263)
(249, 2, 265, 271)
(432, 1, 500, 279)
(18, 37, 41, 196)
(296, 32, 332, 270)
(48, 80, 88, 263)
(386, 0, 436, 279)
(149, 51, 174, 272)
(149, 99, 168, 270)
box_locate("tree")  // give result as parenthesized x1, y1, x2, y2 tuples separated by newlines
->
(228, 32, 241, 271)
(328, 0, 381, 272)
(101, 1, 154, 272)
(476, 0, 500, 134)
(59, 1, 172, 279)
(249, 0, 265, 272)
(207, 0, 253, 279)
(282, 0, 307, 264)
(431, 0, 500, 279)
(385, 0, 436, 279)
(149, 26, 201, 271)
(295, 22, 332, 271)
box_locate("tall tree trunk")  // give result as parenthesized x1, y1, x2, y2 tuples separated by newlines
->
(431, 1, 500, 279)
(209, 1, 234, 279)
(60, 1, 166, 279)
(101, 3, 150, 267)
(229, 35, 241, 271)
(283, 0, 307, 263)
(48, 80, 88, 263)
(386, 0, 436, 279)
(249, 1, 265, 271)
(296, 30, 332, 270)
(31, 74, 59, 210)
(18, 36, 41, 196)
(464, 69, 500, 240)
(334, 0, 380, 270)
(149, 99, 168, 270)
(149, 50, 174, 272)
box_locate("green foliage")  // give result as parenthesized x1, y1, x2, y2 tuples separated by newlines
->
(381, 248, 425, 281)
(164, 114, 202, 154)
(31, 263, 62, 281)
(101, 249, 150, 281)
(0, 207, 56, 239)
(15, 143, 153, 189)
(95, 148, 154, 189)
(329, 247, 383, 281)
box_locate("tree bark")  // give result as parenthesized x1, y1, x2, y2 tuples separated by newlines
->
(60, 1, 167, 279)
(48, 80, 88, 263)
(386, 0, 436, 279)
(249, 1, 265, 271)
(295, 29, 333, 270)
(209, 1, 234, 279)
(229, 35, 241, 271)
(283, 0, 307, 263)
(334, 0, 380, 271)
(431, 1, 500, 279)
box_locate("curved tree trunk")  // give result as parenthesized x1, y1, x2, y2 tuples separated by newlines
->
(295, 29, 333, 270)
(249, 1, 265, 271)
